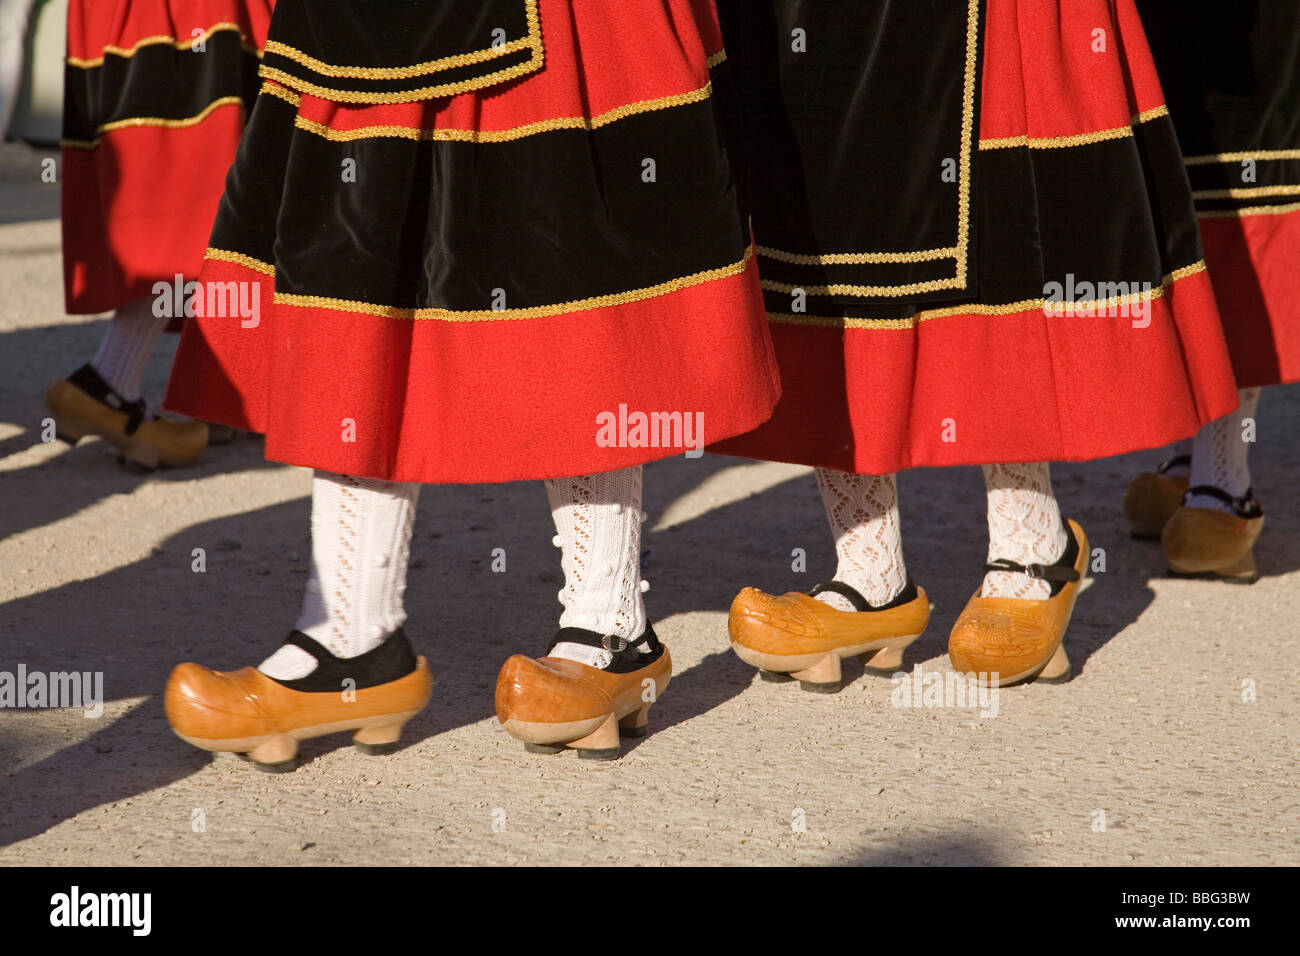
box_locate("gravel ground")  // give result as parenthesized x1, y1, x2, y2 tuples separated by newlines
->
(1, 140, 1296, 865)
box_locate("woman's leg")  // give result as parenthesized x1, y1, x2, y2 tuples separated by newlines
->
(495, 466, 671, 758)
(725, 467, 930, 691)
(1162, 388, 1265, 582)
(90, 297, 169, 402)
(260, 471, 420, 679)
(543, 465, 649, 668)
(44, 296, 208, 468)
(949, 462, 1084, 685)
(164, 470, 431, 771)
(813, 468, 908, 610)
(1186, 388, 1261, 510)
(981, 462, 1068, 599)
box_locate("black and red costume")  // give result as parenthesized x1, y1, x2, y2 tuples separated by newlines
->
(711, 0, 1240, 474)
(164, 0, 782, 483)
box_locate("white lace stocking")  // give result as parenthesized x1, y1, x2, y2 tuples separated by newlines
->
(1187, 388, 1260, 510)
(814, 468, 908, 610)
(981, 462, 1068, 600)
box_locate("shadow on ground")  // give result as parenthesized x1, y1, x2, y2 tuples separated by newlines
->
(838, 829, 1008, 866)
(0, 141, 59, 226)
(2, 383, 1298, 848)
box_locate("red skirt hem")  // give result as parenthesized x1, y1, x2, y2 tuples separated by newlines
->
(164, 257, 782, 483)
(709, 268, 1240, 473)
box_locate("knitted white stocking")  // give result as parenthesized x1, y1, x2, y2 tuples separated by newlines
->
(91, 296, 169, 402)
(544, 466, 649, 670)
(260, 471, 420, 679)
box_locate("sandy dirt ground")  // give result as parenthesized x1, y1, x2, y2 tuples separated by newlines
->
(1, 141, 1297, 866)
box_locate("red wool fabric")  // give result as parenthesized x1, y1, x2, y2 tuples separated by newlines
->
(166, 254, 780, 484)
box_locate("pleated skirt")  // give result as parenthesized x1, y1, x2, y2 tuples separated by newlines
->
(711, 0, 1240, 474)
(163, 0, 782, 483)
(61, 0, 274, 314)
(1139, 0, 1300, 389)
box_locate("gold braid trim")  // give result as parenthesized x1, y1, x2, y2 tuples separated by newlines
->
(755, 0, 979, 291)
(707, 49, 727, 68)
(262, 0, 540, 80)
(767, 261, 1207, 330)
(757, 244, 958, 266)
(953, 0, 979, 286)
(66, 22, 258, 68)
(259, 82, 301, 107)
(1185, 148, 1300, 166)
(258, 0, 542, 103)
(271, 248, 754, 323)
(60, 96, 244, 150)
(293, 82, 713, 143)
(1197, 200, 1300, 220)
(262, 38, 528, 80)
(979, 105, 1169, 151)
(1192, 184, 1300, 201)
(1133, 104, 1171, 125)
(258, 48, 542, 105)
(761, 275, 965, 297)
(205, 248, 276, 276)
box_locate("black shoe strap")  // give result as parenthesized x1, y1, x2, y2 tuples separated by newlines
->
(808, 577, 919, 612)
(984, 521, 1082, 596)
(68, 363, 149, 435)
(546, 624, 664, 673)
(270, 627, 418, 692)
(1155, 454, 1191, 475)
(1183, 485, 1263, 519)
(983, 558, 1081, 583)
